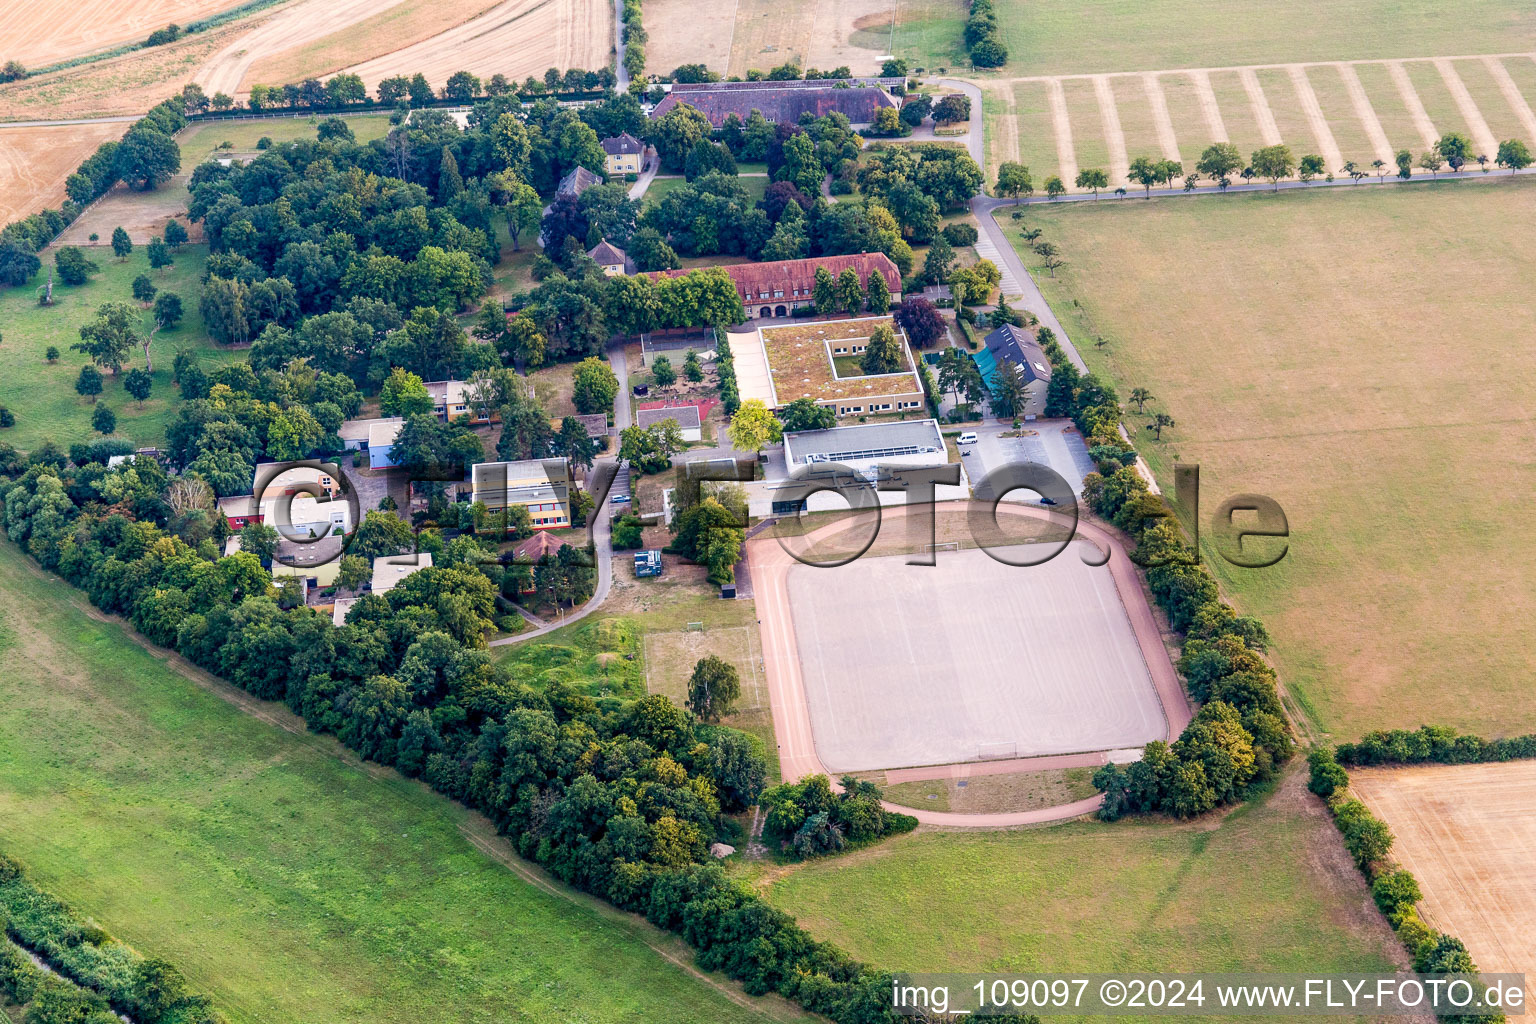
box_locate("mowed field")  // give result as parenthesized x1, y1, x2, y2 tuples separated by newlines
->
(1350, 763, 1536, 990)
(759, 770, 1410, 1003)
(0, 245, 245, 450)
(0, 540, 795, 1024)
(644, 0, 895, 79)
(0, 0, 250, 68)
(1007, 180, 1536, 741)
(340, 0, 612, 98)
(984, 53, 1536, 189)
(0, 123, 127, 225)
(900, 0, 1536, 75)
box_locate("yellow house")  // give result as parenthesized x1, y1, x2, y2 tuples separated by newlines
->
(588, 239, 630, 276)
(601, 133, 643, 176)
(471, 459, 571, 529)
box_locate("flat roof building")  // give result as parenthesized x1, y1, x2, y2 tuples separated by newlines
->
(635, 404, 702, 441)
(729, 315, 925, 420)
(470, 459, 571, 529)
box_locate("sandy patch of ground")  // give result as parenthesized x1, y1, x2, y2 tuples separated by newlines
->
(1351, 762, 1536, 998)
(55, 177, 200, 245)
(1289, 65, 1343, 172)
(0, 123, 128, 224)
(0, 0, 251, 68)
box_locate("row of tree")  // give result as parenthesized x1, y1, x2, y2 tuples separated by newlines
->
(964, 0, 1008, 67)
(0, 448, 921, 1023)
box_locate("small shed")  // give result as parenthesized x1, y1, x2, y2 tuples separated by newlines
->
(634, 550, 663, 578)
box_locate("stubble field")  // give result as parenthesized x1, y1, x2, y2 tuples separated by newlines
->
(0, 0, 252, 68)
(1008, 178, 1536, 742)
(0, 123, 128, 225)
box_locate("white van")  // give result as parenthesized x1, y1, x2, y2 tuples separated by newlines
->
(957, 431, 978, 445)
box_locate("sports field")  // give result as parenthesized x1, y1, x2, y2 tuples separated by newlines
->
(1009, 179, 1536, 741)
(899, 0, 1536, 76)
(983, 53, 1536, 189)
(0, 244, 246, 451)
(784, 542, 1165, 771)
(0, 540, 796, 1024)
(759, 770, 1411, 987)
(1350, 762, 1536, 991)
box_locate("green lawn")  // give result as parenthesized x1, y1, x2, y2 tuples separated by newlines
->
(642, 174, 769, 211)
(759, 772, 1406, 1015)
(0, 245, 241, 451)
(899, 0, 1536, 75)
(0, 540, 801, 1024)
(1006, 178, 1536, 742)
(177, 113, 395, 164)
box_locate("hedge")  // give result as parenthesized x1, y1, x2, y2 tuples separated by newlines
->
(0, 853, 222, 1023)
(1335, 724, 1536, 767)
(1306, 746, 1504, 1021)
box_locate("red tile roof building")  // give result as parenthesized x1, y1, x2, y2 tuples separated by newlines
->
(646, 253, 901, 320)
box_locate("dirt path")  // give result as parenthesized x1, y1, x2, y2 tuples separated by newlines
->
(747, 504, 1191, 828)
(1288, 65, 1343, 173)
(1142, 72, 1181, 163)
(1484, 56, 1536, 145)
(1387, 60, 1439, 150)
(1238, 67, 1282, 145)
(1188, 69, 1228, 143)
(1045, 77, 1079, 189)
(194, 0, 403, 96)
(1335, 62, 1395, 165)
(1092, 75, 1129, 187)
(1435, 58, 1499, 159)
(989, 81, 1021, 170)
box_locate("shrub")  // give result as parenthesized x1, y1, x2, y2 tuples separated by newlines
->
(940, 222, 978, 246)
(1371, 869, 1422, 924)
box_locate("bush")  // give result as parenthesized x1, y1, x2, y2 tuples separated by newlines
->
(940, 222, 978, 246)
(1371, 869, 1422, 924)
(1306, 746, 1348, 797)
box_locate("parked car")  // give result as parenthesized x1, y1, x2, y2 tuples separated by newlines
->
(611, 493, 632, 504)
(957, 431, 978, 445)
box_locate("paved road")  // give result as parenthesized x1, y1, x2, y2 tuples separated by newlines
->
(958, 418, 1097, 497)
(613, 0, 629, 91)
(748, 503, 1190, 827)
(609, 341, 633, 430)
(0, 115, 140, 128)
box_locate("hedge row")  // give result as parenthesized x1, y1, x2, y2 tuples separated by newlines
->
(1306, 748, 1503, 1020)
(714, 327, 741, 414)
(0, 853, 222, 1024)
(1020, 327, 1293, 819)
(0, 448, 913, 1024)
(1335, 724, 1536, 767)
(964, 0, 1008, 68)
(0, 99, 187, 283)
(622, 0, 647, 81)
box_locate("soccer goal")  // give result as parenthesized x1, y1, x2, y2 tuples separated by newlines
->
(922, 541, 961, 554)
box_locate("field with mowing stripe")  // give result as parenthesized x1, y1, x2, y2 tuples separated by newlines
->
(0, 540, 795, 1024)
(1008, 179, 1536, 741)
(900, 0, 1536, 75)
(759, 772, 1408, 992)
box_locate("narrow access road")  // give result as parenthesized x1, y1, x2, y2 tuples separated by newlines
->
(613, 0, 629, 91)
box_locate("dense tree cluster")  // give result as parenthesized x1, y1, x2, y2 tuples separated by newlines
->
(761, 775, 917, 857)
(0, 436, 926, 1024)
(0, 101, 186, 287)
(1333, 724, 1536, 766)
(964, 0, 1008, 67)
(0, 854, 222, 1024)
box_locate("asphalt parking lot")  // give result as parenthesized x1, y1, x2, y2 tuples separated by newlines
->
(957, 419, 1097, 497)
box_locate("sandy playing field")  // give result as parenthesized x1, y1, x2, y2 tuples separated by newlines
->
(1350, 762, 1536, 994)
(0, 0, 249, 68)
(0, 123, 129, 226)
(783, 540, 1167, 772)
(340, 0, 612, 95)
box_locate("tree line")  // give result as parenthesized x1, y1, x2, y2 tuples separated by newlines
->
(964, 0, 1008, 67)
(0, 853, 223, 1024)
(0, 448, 928, 1024)
(0, 99, 186, 287)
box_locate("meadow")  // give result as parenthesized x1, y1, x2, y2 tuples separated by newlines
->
(1007, 178, 1536, 742)
(176, 112, 395, 162)
(899, 0, 1536, 76)
(759, 771, 1408, 1007)
(0, 539, 801, 1024)
(0, 244, 244, 451)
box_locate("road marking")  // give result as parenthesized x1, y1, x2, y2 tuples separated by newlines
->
(1046, 77, 1079, 189)
(1239, 68, 1282, 145)
(1483, 56, 1536, 146)
(972, 232, 1024, 296)
(1435, 58, 1499, 159)
(1142, 73, 1182, 162)
(1288, 65, 1344, 173)
(1336, 62, 1396, 165)
(1388, 60, 1440, 150)
(1093, 74, 1130, 187)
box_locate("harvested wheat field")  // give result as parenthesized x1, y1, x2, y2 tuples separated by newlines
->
(0, 0, 250, 68)
(0, 19, 251, 120)
(1350, 762, 1536, 996)
(0, 123, 128, 224)
(341, 0, 611, 94)
(194, 0, 408, 97)
(242, 0, 502, 93)
(647, 0, 893, 78)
